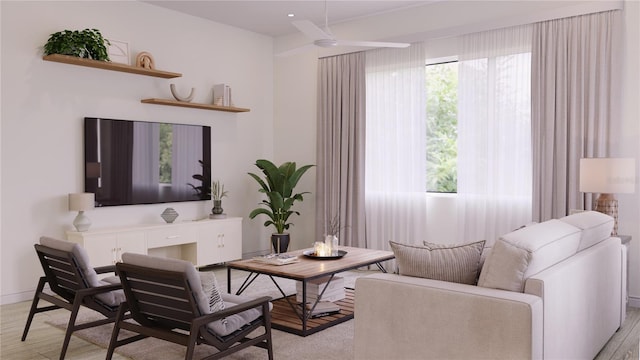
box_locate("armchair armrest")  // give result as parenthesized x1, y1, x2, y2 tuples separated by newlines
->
(94, 265, 117, 274)
(192, 296, 272, 327)
(354, 273, 543, 360)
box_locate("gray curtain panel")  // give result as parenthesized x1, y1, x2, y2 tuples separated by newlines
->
(531, 10, 622, 221)
(316, 52, 366, 247)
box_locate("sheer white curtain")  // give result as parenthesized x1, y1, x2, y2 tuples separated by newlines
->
(457, 25, 533, 246)
(365, 43, 427, 251)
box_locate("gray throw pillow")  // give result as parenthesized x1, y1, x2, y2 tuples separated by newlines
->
(390, 240, 485, 285)
(199, 271, 227, 324)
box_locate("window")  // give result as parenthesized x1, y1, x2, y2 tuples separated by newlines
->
(426, 61, 458, 193)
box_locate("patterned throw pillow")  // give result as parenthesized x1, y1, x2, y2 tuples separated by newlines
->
(199, 271, 227, 324)
(390, 240, 485, 285)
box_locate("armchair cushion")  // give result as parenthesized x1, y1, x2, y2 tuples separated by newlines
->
(39, 236, 125, 306)
(390, 240, 485, 285)
(207, 293, 268, 337)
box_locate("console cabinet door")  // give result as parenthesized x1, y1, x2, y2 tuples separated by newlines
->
(67, 231, 147, 267)
(197, 218, 242, 266)
(116, 231, 147, 262)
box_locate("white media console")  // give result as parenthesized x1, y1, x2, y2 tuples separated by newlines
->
(66, 217, 242, 268)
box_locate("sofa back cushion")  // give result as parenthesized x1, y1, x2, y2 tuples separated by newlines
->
(559, 211, 613, 251)
(477, 219, 581, 292)
(390, 240, 485, 285)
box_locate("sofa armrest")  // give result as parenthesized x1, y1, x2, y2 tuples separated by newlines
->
(354, 273, 543, 360)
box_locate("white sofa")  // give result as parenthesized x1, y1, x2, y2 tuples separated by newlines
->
(354, 211, 626, 360)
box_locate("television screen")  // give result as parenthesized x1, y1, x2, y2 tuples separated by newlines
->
(84, 117, 211, 207)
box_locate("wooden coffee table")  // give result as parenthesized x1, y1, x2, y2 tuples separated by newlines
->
(226, 246, 394, 336)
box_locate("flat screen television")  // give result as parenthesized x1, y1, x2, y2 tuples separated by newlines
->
(84, 117, 211, 207)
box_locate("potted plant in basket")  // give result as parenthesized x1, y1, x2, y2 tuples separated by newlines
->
(248, 159, 314, 253)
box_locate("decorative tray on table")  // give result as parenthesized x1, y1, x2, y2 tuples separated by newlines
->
(302, 250, 347, 260)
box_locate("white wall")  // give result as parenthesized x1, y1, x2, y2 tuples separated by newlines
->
(0, 1, 275, 303)
(274, 0, 640, 298)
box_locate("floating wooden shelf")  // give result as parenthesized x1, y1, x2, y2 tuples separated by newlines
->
(43, 54, 182, 79)
(141, 98, 250, 113)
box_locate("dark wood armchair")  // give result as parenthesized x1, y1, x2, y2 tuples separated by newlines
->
(106, 253, 273, 360)
(21, 236, 126, 360)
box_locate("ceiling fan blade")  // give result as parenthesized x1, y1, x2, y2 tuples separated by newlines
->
(335, 40, 411, 48)
(275, 43, 317, 57)
(292, 20, 331, 41)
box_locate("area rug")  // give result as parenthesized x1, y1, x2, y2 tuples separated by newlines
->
(46, 270, 366, 360)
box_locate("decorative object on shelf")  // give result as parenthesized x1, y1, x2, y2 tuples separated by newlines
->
(213, 83, 232, 106)
(169, 84, 195, 102)
(580, 157, 636, 235)
(248, 159, 314, 253)
(135, 51, 155, 69)
(68, 193, 95, 232)
(43, 28, 110, 61)
(107, 39, 129, 65)
(161, 207, 179, 223)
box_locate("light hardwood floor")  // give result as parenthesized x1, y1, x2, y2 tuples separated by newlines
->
(2, 290, 639, 359)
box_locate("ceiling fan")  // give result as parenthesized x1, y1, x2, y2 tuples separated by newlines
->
(276, 2, 410, 57)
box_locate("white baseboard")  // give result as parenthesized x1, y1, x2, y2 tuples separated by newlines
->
(1, 289, 34, 305)
(629, 296, 640, 308)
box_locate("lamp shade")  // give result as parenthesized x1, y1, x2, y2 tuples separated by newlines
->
(68, 193, 95, 212)
(579, 158, 636, 194)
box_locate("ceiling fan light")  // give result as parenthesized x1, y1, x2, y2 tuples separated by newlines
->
(314, 38, 337, 47)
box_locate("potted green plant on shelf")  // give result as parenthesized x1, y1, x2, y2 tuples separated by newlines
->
(211, 180, 229, 217)
(43, 28, 111, 61)
(248, 159, 314, 253)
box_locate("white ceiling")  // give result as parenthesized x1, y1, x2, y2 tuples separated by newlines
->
(144, 1, 432, 37)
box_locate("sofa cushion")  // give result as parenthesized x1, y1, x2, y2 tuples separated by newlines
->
(477, 219, 581, 292)
(559, 211, 613, 251)
(390, 240, 485, 285)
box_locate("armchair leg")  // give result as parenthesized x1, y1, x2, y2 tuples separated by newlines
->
(21, 277, 47, 341)
(264, 303, 274, 360)
(59, 295, 83, 360)
(106, 304, 128, 360)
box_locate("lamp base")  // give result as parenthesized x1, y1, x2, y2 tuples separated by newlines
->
(593, 193, 618, 236)
(73, 211, 92, 232)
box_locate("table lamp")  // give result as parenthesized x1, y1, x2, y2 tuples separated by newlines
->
(579, 158, 636, 235)
(69, 193, 95, 232)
